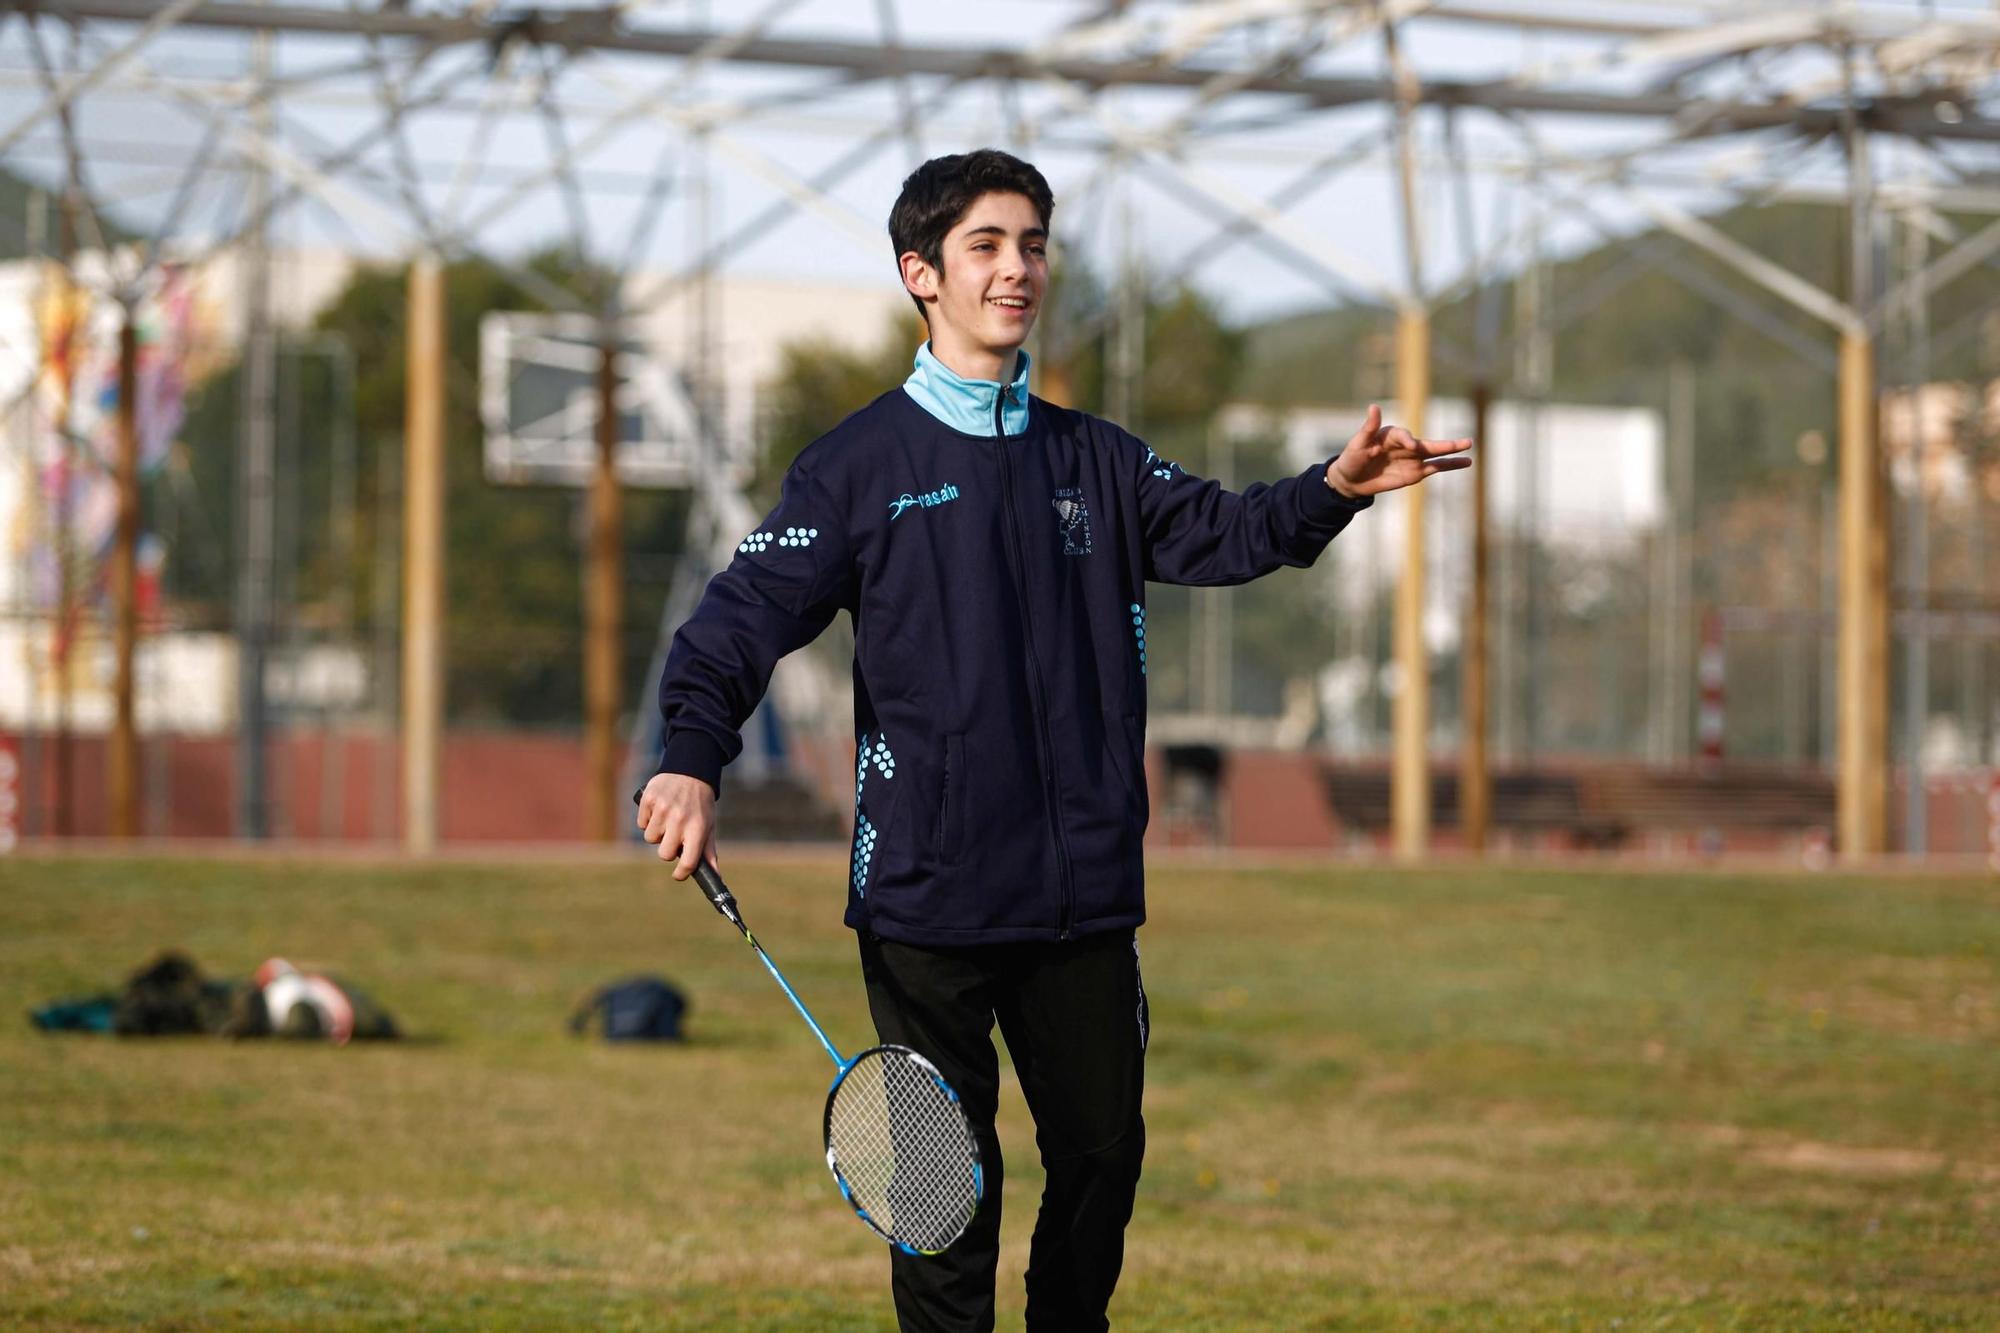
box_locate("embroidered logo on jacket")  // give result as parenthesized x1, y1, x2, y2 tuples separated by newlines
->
(889, 483, 961, 521)
(1052, 488, 1092, 555)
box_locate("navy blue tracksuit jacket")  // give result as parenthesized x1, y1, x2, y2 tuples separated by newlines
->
(656, 387, 1370, 948)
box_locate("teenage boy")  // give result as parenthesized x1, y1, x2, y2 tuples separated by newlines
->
(637, 149, 1470, 1331)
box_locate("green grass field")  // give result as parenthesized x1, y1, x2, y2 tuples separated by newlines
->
(3, 852, 1996, 1329)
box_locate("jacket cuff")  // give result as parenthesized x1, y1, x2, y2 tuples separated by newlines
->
(1301, 458, 1374, 523)
(657, 730, 728, 799)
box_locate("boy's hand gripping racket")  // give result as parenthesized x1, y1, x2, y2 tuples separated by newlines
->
(673, 851, 984, 1255)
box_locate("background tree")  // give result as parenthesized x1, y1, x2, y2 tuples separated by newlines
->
(755, 313, 924, 504)
(170, 253, 689, 726)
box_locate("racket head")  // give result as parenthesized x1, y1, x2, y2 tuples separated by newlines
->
(823, 1044, 983, 1255)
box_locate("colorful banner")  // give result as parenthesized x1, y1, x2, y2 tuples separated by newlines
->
(17, 264, 198, 655)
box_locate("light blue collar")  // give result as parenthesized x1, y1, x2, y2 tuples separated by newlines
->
(903, 342, 1031, 437)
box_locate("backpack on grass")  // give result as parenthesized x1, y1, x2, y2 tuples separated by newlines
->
(567, 976, 688, 1042)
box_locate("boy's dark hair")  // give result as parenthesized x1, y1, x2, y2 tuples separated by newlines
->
(889, 149, 1055, 320)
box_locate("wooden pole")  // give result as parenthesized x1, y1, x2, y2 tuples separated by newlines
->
(402, 257, 446, 853)
(108, 309, 140, 837)
(1461, 380, 1491, 852)
(1837, 328, 1888, 855)
(235, 18, 275, 839)
(584, 333, 624, 841)
(1836, 55, 1888, 861)
(1391, 308, 1431, 861)
(50, 199, 76, 839)
(1385, 20, 1431, 863)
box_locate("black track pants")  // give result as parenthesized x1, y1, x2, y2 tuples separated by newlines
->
(856, 928, 1149, 1333)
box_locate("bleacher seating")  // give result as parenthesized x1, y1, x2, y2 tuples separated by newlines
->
(1319, 761, 1835, 849)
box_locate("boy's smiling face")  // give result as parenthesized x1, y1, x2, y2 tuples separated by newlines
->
(899, 190, 1048, 379)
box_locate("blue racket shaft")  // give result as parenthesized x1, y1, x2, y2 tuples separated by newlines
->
(632, 784, 845, 1065)
(689, 860, 848, 1069)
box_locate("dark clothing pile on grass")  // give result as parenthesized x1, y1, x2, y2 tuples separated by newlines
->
(28, 951, 400, 1043)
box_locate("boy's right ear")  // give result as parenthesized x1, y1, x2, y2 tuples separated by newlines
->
(898, 250, 938, 305)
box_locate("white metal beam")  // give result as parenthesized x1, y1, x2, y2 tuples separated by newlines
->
(1034, 66, 1407, 307)
(0, 0, 205, 158)
(29, 0, 2000, 143)
(1507, 9, 1827, 92)
(1622, 183, 1858, 332)
(450, 0, 809, 244)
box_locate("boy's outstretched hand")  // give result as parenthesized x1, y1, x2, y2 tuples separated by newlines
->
(1326, 403, 1473, 499)
(636, 772, 720, 880)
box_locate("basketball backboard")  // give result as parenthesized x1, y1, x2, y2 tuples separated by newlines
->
(480, 311, 713, 488)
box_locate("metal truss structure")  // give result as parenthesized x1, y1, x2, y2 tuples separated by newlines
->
(5, 0, 1999, 857)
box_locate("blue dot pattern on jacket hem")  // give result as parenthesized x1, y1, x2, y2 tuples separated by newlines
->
(738, 530, 773, 554)
(852, 732, 892, 896)
(1130, 603, 1147, 676)
(852, 815, 878, 894)
(853, 738, 869, 894)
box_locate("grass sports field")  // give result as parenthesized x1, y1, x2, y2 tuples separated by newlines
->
(3, 852, 1996, 1329)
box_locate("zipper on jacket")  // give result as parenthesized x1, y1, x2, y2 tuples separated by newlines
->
(993, 383, 1079, 939)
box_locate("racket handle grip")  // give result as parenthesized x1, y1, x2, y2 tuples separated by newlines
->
(690, 861, 744, 929)
(632, 785, 745, 932)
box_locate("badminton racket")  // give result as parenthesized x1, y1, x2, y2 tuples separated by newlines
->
(635, 790, 983, 1254)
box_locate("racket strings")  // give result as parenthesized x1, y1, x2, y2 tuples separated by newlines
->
(827, 1049, 980, 1252)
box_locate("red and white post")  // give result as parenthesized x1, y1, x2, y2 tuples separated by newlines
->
(1697, 609, 1726, 769)
(0, 736, 19, 854)
(1986, 770, 1999, 873)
